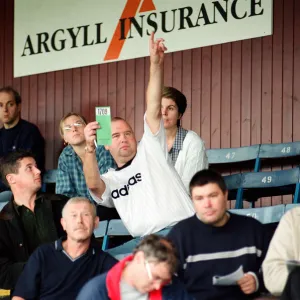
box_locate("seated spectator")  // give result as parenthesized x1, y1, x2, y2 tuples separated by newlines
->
(263, 207, 300, 297)
(0, 86, 45, 191)
(82, 33, 194, 237)
(56, 112, 119, 221)
(12, 197, 117, 300)
(77, 234, 192, 300)
(167, 169, 268, 300)
(0, 151, 68, 290)
(161, 86, 208, 191)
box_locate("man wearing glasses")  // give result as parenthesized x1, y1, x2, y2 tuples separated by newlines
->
(56, 112, 119, 221)
(77, 235, 192, 300)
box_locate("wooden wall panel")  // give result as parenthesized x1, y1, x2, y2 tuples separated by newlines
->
(0, 0, 299, 206)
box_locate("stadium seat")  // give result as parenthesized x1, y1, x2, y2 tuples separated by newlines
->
(256, 141, 300, 170)
(223, 173, 242, 200)
(94, 220, 108, 238)
(0, 201, 8, 211)
(285, 203, 300, 213)
(0, 191, 12, 203)
(107, 237, 142, 260)
(207, 145, 260, 171)
(235, 168, 300, 208)
(229, 205, 285, 224)
(102, 219, 131, 250)
(42, 169, 57, 192)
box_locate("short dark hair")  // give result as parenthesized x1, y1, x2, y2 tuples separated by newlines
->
(133, 234, 178, 275)
(189, 169, 227, 195)
(0, 151, 35, 186)
(162, 86, 187, 127)
(0, 86, 22, 105)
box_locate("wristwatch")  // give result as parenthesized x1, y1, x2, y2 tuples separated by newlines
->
(84, 145, 96, 153)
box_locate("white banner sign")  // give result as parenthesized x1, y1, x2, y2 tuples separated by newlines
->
(14, 0, 273, 77)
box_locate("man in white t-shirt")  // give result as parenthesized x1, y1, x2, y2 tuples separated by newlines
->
(82, 33, 194, 237)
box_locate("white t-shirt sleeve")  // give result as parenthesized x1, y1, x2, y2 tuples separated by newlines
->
(143, 115, 168, 160)
(88, 175, 115, 208)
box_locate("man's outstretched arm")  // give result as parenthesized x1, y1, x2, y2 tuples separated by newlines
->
(146, 32, 167, 134)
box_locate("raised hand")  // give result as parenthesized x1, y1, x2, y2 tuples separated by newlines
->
(149, 32, 167, 66)
(84, 121, 100, 148)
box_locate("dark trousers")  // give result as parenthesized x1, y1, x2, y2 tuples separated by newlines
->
(281, 268, 300, 300)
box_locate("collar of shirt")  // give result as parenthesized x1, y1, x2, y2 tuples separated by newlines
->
(13, 194, 43, 216)
(172, 127, 188, 151)
(63, 145, 76, 156)
(115, 156, 135, 171)
(55, 236, 97, 256)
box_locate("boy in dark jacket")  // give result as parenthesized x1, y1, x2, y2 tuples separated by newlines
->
(0, 151, 68, 290)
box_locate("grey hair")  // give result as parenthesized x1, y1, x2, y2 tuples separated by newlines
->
(62, 197, 97, 218)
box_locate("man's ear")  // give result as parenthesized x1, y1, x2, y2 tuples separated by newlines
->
(17, 103, 22, 114)
(135, 251, 145, 264)
(61, 218, 66, 231)
(6, 174, 16, 185)
(94, 216, 100, 229)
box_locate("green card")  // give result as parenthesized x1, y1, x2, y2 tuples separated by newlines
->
(95, 106, 112, 146)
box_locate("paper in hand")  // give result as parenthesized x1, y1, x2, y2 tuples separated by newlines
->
(95, 106, 112, 146)
(212, 265, 244, 286)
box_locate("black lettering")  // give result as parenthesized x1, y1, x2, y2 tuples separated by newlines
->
(95, 23, 107, 44)
(160, 10, 176, 33)
(129, 15, 144, 38)
(128, 176, 138, 185)
(146, 13, 158, 35)
(212, 0, 229, 23)
(231, 0, 247, 20)
(249, 0, 264, 17)
(37, 32, 50, 54)
(135, 173, 142, 182)
(82, 25, 94, 46)
(179, 7, 197, 30)
(21, 35, 36, 56)
(119, 18, 127, 40)
(67, 26, 83, 48)
(119, 186, 129, 196)
(51, 29, 66, 51)
(111, 189, 120, 199)
(196, 4, 213, 26)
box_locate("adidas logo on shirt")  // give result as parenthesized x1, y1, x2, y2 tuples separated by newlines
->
(111, 173, 142, 199)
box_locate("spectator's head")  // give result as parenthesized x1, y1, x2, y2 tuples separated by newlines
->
(0, 86, 22, 128)
(59, 112, 87, 147)
(61, 197, 99, 243)
(0, 150, 41, 192)
(189, 169, 228, 227)
(105, 117, 137, 167)
(127, 235, 178, 293)
(161, 87, 187, 128)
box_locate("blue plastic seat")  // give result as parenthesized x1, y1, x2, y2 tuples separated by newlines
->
(106, 237, 142, 260)
(223, 173, 242, 200)
(0, 191, 12, 203)
(102, 219, 131, 250)
(94, 220, 108, 239)
(229, 204, 285, 224)
(207, 145, 260, 171)
(256, 142, 300, 170)
(285, 203, 300, 213)
(42, 169, 57, 192)
(235, 168, 300, 208)
(0, 201, 8, 211)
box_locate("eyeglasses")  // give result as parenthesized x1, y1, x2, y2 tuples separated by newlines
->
(145, 260, 153, 281)
(144, 260, 170, 285)
(63, 121, 84, 131)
